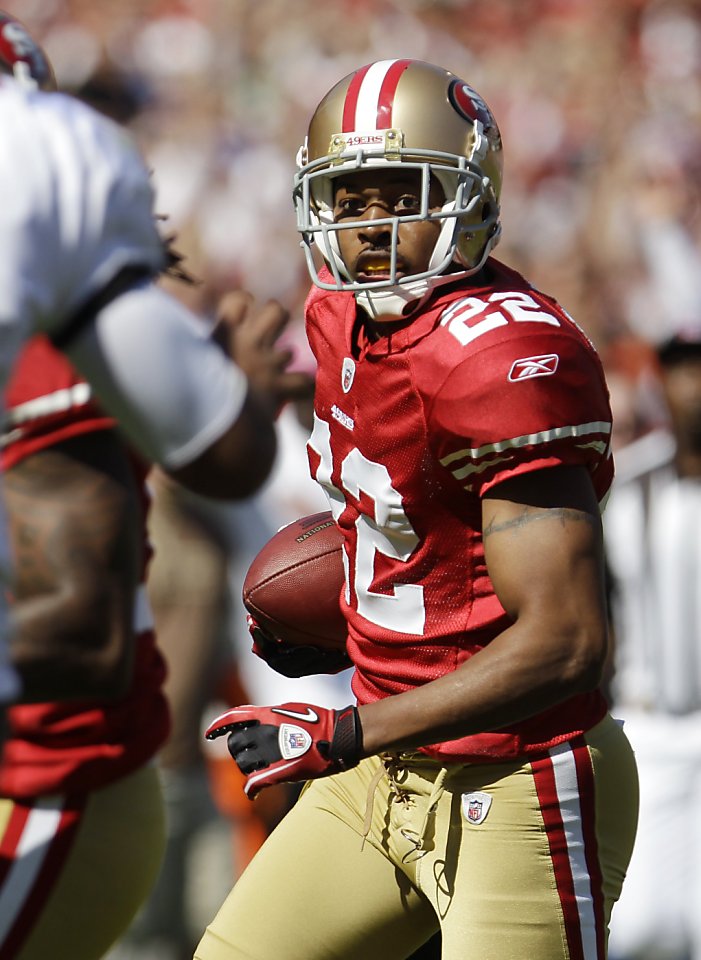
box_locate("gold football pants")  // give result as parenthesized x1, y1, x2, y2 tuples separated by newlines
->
(0, 762, 165, 960)
(195, 713, 638, 960)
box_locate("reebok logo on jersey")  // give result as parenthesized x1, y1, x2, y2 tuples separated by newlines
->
(508, 354, 559, 382)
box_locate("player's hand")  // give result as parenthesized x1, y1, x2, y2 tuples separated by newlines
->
(248, 615, 352, 678)
(204, 702, 363, 799)
(213, 291, 314, 414)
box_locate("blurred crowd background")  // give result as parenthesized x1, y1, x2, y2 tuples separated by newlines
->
(6, 1, 701, 958)
(9, 0, 701, 449)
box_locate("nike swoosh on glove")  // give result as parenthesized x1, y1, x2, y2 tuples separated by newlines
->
(204, 702, 363, 799)
(248, 615, 352, 678)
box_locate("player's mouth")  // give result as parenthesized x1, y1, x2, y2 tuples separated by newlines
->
(354, 251, 406, 282)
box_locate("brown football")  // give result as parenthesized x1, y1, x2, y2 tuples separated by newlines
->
(242, 511, 347, 650)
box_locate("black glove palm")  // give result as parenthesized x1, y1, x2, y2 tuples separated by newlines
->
(249, 617, 352, 678)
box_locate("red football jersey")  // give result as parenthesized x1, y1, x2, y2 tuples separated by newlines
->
(305, 259, 611, 762)
(0, 336, 170, 798)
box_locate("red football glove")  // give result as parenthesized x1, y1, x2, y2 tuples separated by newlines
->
(204, 702, 363, 799)
(248, 615, 352, 678)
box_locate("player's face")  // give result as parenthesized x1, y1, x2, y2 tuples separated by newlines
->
(333, 168, 444, 288)
(660, 354, 701, 450)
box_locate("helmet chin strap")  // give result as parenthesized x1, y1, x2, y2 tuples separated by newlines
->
(355, 271, 469, 319)
(355, 281, 431, 319)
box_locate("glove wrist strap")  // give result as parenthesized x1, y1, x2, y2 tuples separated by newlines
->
(329, 706, 363, 769)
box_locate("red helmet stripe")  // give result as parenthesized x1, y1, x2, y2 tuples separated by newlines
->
(376, 58, 411, 129)
(342, 59, 412, 132)
(342, 63, 373, 132)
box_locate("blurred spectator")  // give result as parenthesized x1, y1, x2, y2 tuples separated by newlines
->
(605, 323, 701, 960)
(5, 0, 700, 369)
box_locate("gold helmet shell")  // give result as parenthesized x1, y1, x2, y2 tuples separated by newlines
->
(0, 11, 56, 91)
(294, 59, 503, 296)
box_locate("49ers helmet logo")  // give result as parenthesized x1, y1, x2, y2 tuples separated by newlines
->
(448, 79, 496, 133)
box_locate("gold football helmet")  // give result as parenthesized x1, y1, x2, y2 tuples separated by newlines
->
(0, 11, 55, 91)
(294, 59, 503, 310)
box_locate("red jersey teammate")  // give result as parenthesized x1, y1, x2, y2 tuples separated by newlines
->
(200, 61, 639, 960)
(0, 10, 313, 755)
(0, 18, 165, 959)
(0, 14, 315, 957)
(0, 337, 169, 960)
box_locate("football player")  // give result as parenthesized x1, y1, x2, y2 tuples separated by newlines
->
(0, 12, 309, 957)
(0, 12, 311, 726)
(201, 60, 640, 960)
(1, 300, 281, 960)
(0, 333, 169, 959)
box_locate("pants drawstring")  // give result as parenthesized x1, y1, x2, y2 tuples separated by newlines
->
(400, 765, 449, 862)
(360, 762, 388, 851)
(360, 757, 453, 859)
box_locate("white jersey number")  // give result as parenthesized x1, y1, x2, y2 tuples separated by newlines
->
(440, 290, 560, 347)
(308, 414, 425, 635)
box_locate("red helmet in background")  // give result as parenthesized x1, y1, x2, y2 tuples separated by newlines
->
(0, 11, 55, 91)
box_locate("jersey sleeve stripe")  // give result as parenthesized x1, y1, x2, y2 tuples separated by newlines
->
(3, 383, 92, 430)
(440, 421, 612, 480)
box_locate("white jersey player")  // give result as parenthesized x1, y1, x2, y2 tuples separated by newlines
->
(0, 70, 310, 713)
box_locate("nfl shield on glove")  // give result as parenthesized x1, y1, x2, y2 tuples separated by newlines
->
(204, 702, 363, 798)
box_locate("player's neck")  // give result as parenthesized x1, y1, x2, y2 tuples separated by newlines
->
(354, 307, 414, 349)
(364, 312, 405, 341)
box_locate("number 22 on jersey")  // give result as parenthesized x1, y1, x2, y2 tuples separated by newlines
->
(308, 414, 425, 636)
(440, 291, 560, 346)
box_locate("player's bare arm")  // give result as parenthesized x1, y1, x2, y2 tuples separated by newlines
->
(206, 463, 610, 795)
(357, 464, 608, 755)
(174, 292, 314, 499)
(4, 431, 140, 703)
